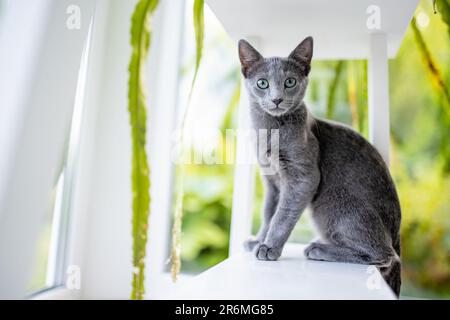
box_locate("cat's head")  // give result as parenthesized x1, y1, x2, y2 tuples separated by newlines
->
(238, 37, 313, 117)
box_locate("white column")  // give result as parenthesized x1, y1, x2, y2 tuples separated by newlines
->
(368, 32, 390, 165)
(229, 37, 262, 256)
(229, 78, 256, 256)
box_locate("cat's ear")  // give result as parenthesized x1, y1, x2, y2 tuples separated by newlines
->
(289, 36, 314, 67)
(238, 39, 263, 78)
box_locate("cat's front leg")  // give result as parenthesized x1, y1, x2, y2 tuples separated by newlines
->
(244, 178, 279, 251)
(255, 174, 319, 261)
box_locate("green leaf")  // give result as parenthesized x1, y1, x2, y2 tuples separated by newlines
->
(326, 61, 345, 119)
(346, 61, 360, 131)
(436, 0, 450, 37)
(411, 16, 450, 117)
(192, 0, 205, 93)
(128, 0, 159, 300)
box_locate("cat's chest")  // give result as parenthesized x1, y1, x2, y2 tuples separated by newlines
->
(256, 130, 295, 175)
(257, 141, 279, 175)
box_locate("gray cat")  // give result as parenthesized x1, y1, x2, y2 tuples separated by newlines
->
(239, 37, 402, 297)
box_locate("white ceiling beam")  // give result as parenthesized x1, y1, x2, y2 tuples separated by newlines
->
(368, 32, 390, 164)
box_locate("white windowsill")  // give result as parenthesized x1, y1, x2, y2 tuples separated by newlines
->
(30, 244, 395, 300)
(171, 243, 396, 300)
(30, 286, 80, 300)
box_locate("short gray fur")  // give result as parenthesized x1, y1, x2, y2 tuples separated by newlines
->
(238, 37, 402, 297)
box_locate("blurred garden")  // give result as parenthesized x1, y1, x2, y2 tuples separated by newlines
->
(176, 0, 450, 299)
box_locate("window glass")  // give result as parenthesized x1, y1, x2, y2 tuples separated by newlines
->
(175, 0, 239, 273)
(27, 8, 93, 294)
(28, 168, 66, 292)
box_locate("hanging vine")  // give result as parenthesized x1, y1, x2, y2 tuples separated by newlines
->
(128, 0, 159, 300)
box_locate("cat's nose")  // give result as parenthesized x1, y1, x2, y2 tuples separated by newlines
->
(272, 98, 283, 106)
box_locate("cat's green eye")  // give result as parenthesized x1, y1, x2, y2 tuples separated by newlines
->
(285, 78, 297, 88)
(257, 79, 269, 89)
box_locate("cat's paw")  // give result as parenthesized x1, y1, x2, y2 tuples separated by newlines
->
(304, 242, 325, 261)
(255, 244, 282, 261)
(243, 237, 260, 252)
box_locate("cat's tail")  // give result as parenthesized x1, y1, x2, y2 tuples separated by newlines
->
(381, 259, 401, 298)
(380, 238, 402, 298)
